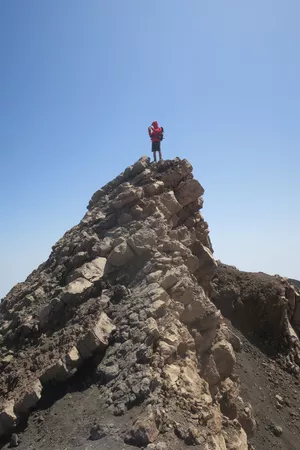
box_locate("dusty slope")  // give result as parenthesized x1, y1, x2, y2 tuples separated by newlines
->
(231, 321, 300, 450)
(212, 263, 300, 449)
(0, 157, 253, 449)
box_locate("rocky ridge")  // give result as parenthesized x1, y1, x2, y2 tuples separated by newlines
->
(0, 157, 254, 449)
(212, 264, 300, 374)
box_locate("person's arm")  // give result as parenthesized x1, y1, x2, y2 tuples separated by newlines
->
(148, 126, 153, 138)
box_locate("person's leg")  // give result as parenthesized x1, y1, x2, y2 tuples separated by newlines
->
(158, 142, 162, 161)
(151, 141, 156, 162)
(152, 142, 159, 162)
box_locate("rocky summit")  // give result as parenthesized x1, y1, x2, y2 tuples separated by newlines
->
(1, 156, 300, 450)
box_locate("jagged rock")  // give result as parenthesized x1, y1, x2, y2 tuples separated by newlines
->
(118, 212, 132, 225)
(159, 267, 184, 291)
(107, 239, 134, 266)
(202, 353, 221, 386)
(77, 312, 116, 359)
(160, 159, 193, 187)
(68, 257, 107, 282)
(143, 317, 160, 342)
(15, 380, 42, 414)
(130, 156, 150, 177)
(126, 406, 159, 446)
(158, 191, 182, 218)
(0, 158, 253, 448)
(97, 362, 120, 382)
(64, 346, 82, 372)
(88, 189, 105, 209)
(128, 228, 157, 255)
(111, 187, 143, 209)
(175, 179, 204, 207)
(144, 181, 164, 197)
(62, 277, 93, 305)
(40, 359, 70, 384)
(212, 340, 236, 380)
(95, 237, 113, 256)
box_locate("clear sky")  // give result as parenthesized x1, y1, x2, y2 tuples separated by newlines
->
(1, 1, 300, 298)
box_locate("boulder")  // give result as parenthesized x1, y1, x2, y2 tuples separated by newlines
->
(159, 268, 180, 291)
(201, 354, 221, 386)
(160, 159, 193, 187)
(148, 300, 167, 319)
(95, 237, 113, 256)
(143, 317, 160, 341)
(15, 379, 43, 413)
(40, 359, 70, 384)
(175, 179, 204, 207)
(107, 240, 134, 267)
(144, 181, 164, 197)
(111, 187, 143, 209)
(212, 340, 236, 379)
(163, 364, 180, 387)
(62, 278, 92, 305)
(224, 426, 248, 450)
(128, 229, 157, 255)
(159, 191, 182, 217)
(88, 189, 105, 208)
(68, 257, 107, 282)
(77, 312, 116, 359)
(130, 156, 150, 177)
(118, 213, 133, 225)
(126, 406, 159, 446)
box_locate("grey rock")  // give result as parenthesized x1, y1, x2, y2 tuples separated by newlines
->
(9, 433, 19, 447)
(89, 424, 107, 440)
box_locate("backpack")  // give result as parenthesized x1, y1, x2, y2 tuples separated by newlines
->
(160, 127, 164, 141)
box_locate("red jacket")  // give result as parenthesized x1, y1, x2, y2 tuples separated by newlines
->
(148, 121, 163, 142)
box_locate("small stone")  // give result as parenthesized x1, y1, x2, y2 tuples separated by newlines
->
(114, 403, 126, 416)
(275, 394, 283, 403)
(9, 433, 19, 447)
(271, 424, 283, 437)
(89, 424, 107, 440)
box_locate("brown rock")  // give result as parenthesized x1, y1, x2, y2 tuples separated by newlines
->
(68, 257, 107, 282)
(212, 340, 236, 379)
(107, 240, 134, 267)
(62, 278, 93, 305)
(128, 228, 157, 255)
(77, 312, 116, 359)
(15, 379, 43, 413)
(175, 179, 204, 207)
(127, 406, 159, 446)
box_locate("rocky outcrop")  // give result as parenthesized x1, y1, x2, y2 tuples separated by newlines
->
(0, 157, 253, 448)
(212, 263, 300, 374)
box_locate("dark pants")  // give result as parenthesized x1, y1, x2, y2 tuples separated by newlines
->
(151, 141, 162, 161)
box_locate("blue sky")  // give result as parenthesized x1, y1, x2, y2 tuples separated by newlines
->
(1, 1, 300, 298)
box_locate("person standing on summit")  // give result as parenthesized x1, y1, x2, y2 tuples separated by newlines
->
(148, 121, 164, 162)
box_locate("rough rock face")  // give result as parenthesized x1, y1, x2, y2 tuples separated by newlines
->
(0, 157, 254, 448)
(212, 263, 300, 374)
